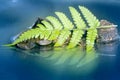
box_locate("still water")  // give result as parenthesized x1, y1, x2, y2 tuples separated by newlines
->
(0, 0, 120, 80)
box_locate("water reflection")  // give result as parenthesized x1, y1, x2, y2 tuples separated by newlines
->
(11, 40, 120, 74)
(96, 40, 119, 56)
(13, 47, 98, 74)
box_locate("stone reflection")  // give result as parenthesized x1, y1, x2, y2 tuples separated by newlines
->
(96, 40, 119, 56)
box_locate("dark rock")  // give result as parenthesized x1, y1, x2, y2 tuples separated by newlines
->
(16, 40, 36, 50)
(31, 18, 44, 29)
(97, 20, 119, 43)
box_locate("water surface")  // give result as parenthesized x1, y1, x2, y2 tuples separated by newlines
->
(0, 0, 120, 80)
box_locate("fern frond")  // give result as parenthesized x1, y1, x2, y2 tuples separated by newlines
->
(46, 16, 63, 40)
(54, 30, 71, 47)
(55, 12, 74, 29)
(67, 30, 84, 48)
(9, 5, 101, 51)
(79, 6, 100, 28)
(86, 29, 97, 51)
(67, 6, 86, 48)
(69, 6, 86, 29)
(41, 20, 53, 30)
(36, 24, 46, 39)
(54, 12, 74, 47)
(41, 20, 53, 39)
(37, 24, 46, 29)
(79, 6, 100, 51)
(46, 16, 63, 29)
(11, 28, 42, 45)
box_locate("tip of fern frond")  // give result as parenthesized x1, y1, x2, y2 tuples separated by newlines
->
(46, 16, 54, 19)
(3, 44, 14, 47)
(55, 12, 64, 15)
(78, 6, 87, 10)
(78, 5, 85, 8)
(69, 6, 74, 9)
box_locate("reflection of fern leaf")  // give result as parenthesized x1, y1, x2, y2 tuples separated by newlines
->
(77, 49, 98, 67)
(55, 51, 75, 65)
(69, 50, 84, 65)
(49, 52, 63, 60)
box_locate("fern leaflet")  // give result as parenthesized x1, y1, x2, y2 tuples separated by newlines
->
(54, 12, 74, 47)
(46, 16, 63, 40)
(79, 6, 100, 51)
(67, 6, 86, 48)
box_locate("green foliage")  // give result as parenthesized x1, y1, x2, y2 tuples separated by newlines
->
(67, 6, 86, 48)
(46, 16, 63, 40)
(79, 6, 100, 51)
(10, 6, 100, 51)
(54, 12, 74, 47)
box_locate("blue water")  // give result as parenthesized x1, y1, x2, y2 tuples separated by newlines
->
(1, 0, 120, 80)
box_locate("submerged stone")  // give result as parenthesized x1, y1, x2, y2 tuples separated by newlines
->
(16, 40, 36, 50)
(36, 39, 52, 46)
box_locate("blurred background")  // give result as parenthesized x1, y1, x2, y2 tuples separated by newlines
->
(0, 0, 120, 80)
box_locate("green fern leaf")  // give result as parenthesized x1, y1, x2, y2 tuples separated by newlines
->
(46, 16, 63, 40)
(69, 6, 86, 29)
(67, 6, 86, 48)
(46, 16, 63, 29)
(67, 30, 84, 48)
(54, 30, 71, 47)
(41, 20, 53, 39)
(86, 29, 97, 52)
(36, 24, 46, 38)
(9, 5, 101, 51)
(37, 24, 46, 29)
(55, 12, 74, 29)
(11, 28, 42, 45)
(79, 6, 100, 51)
(54, 12, 74, 47)
(41, 20, 53, 30)
(79, 6, 100, 28)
